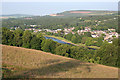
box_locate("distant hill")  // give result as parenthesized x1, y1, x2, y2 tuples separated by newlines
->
(1, 14, 33, 19)
(2, 45, 118, 78)
(49, 10, 117, 17)
(1, 10, 117, 18)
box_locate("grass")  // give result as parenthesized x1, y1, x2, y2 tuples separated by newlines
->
(2, 45, 118, 78)
(2, 63, 28, 78)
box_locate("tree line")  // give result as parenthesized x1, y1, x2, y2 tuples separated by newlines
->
(2, 15, 118, 31)
(64, 32, 104, 47)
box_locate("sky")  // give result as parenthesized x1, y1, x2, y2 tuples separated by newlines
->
(2, 1, 118, 16)
(2, 0, 119, 2)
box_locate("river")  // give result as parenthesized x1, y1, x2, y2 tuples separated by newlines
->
(44, 36, 96, 50)
(44, 36, 71, 45)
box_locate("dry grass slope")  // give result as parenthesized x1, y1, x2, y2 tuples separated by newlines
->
(2, 45, 118, 78)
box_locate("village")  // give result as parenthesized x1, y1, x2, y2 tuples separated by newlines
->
(11, 24, 119, 43)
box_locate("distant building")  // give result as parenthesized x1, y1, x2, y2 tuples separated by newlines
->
(65, 32, 69, 35)
(85, 27, 91, 32)
(24, 18, 33, 20)
(91, 34, 98, 38)
(108, 29, 115, 32)
(33, 29, 42, 32)
(108, 41, 113, 43)
(72, 32, 75, 34)
(30, 25, 37, 27)
(57, 29, 61, 31)
(49, 14, 64, 16)
(25, 28, 32, 31)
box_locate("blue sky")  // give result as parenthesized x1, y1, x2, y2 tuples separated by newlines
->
(2, 1, 118, 15)
(2, 0, 119, 2)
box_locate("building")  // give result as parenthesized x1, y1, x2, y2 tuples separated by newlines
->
(91, 34, 99, 38)
(30, 25, 37, 27)
(85, 27, 91, 32)
(108, 29, 115, 32)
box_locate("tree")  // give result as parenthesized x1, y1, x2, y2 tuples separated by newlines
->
(70, 46, 84, 59)
(55, 44, 71, 57)
(65, 33, 73, 41)
(84, 32, 91, 37)
(95, 42, 118, 67)
(75, 33, 83, 43)
(81, 37, 88, 44)
(13, 29, 23, 47)
(71, 35, 78, 43)
(41, 39, 57, 53)
(70, 46, 94, 61)
(30, 35, 42, 50)
(36, 32, 45, 41)
(22, 30, 32, 48)
(112, 38, 118, 46)
(92, 37, 103, 47)
(85, 37, 94, 46)
(2, 27, 14, 45)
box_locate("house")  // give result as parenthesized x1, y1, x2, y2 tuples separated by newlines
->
(77, 30, 83, 35)
(38, 29, 42, 31)
(30, 25, 37, 27)
(65, 32, 69, 35)
(85, 27, 91, 31)
(98, 21, 101, 23)
(64, 28, 68, 32)
(108, 32, 118, 38)
(57, 29, 62, 31)
(91, 34, 99, 38)
(64, 27, 75, 33)
(108, 41, 113, 43)
(14, 26, 20, 30)
(72, 32, 75, 34)
(25, 28, 33, 31)
(33, 29, 42, 32)
(70, 27, 75, 30)
(108, 29, 115, 32)
(104, 33, 113, 41)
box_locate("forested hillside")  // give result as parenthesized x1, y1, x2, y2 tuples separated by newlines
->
(2, 10, 118, 31)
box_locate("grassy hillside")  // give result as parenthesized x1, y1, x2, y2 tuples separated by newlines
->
(2, 45, 118, 78)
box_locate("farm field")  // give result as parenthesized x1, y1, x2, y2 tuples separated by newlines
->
(2, 45, 118, 78)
